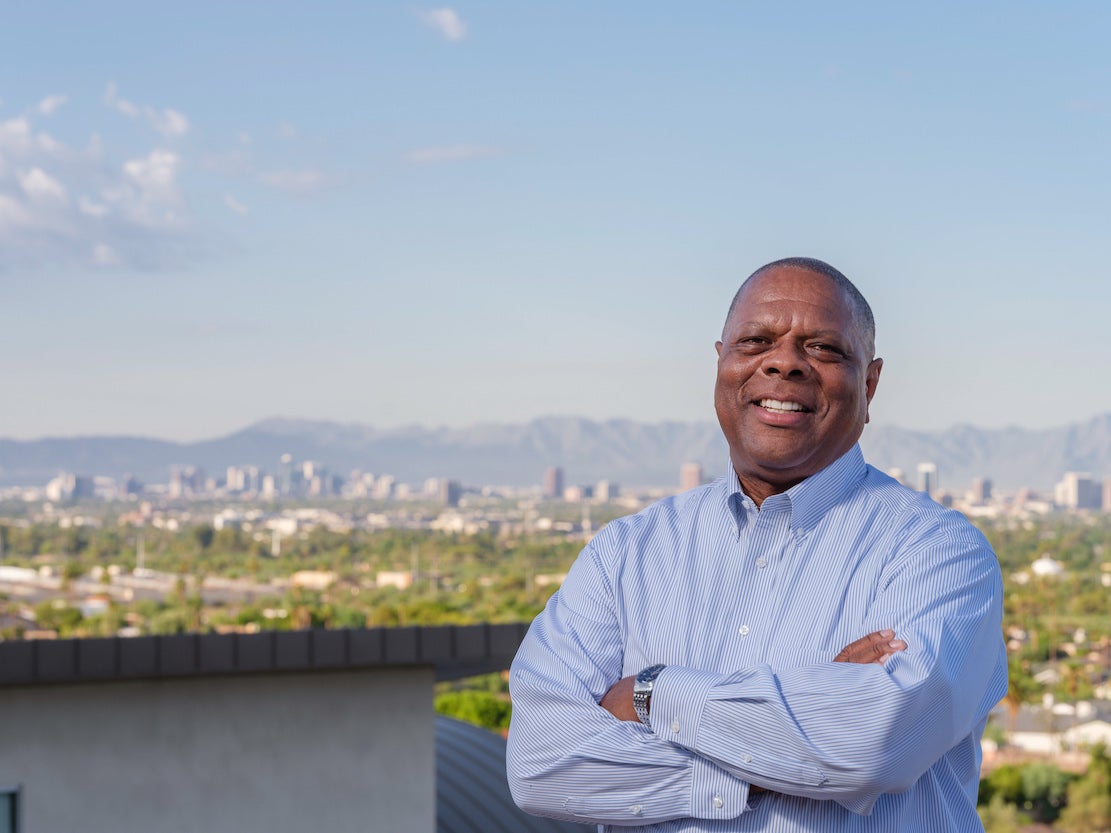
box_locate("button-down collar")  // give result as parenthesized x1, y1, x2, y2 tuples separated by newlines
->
(724, 444, 868, 536)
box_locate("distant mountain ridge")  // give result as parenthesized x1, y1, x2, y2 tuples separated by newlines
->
(2, 414, 1110, 492)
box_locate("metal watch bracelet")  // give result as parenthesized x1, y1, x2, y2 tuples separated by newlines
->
(633, 663, 667, 727)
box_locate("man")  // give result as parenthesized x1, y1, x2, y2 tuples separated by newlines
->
(506, 258, 1007, 831)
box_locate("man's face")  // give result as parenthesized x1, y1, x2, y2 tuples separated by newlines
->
(714, 265, 882, 500)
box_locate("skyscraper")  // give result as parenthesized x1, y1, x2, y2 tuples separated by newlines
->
(680, 462, 703, 492)
(917, 463, 938, 495)
(439, 479, 462, 507)
(968, 477, 992, 505)
(543, 467, 564, 500)
(1055, 472, 1102, 510)
(594, 480, 619, 502)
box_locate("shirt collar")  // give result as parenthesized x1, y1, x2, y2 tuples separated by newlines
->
(723, 444, 868, 534)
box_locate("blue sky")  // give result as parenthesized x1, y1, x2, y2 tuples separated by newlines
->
(2, 2, 1110, 440)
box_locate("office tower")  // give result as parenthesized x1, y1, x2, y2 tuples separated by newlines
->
(595, 480, 619, 502)
(563, 484, 593, 502)
(680, 462, 703, 492)
(968, 477, 992, 505)
(1055, 472, 1101, 510)
(374, 475, 396, 500)
(279, 453, 293, 496)
(543, 467, 565, 500)
(917, 463, 937, 495)
(439, 479, 462, 507)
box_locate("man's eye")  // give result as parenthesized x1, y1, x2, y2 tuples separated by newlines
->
(811, 343, 845, 356)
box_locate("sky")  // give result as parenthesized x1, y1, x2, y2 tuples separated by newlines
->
(2, 2, 1110, 441)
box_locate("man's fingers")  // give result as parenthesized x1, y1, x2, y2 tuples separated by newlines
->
(833, 629, 907, 664)
(599, 675, 639, 722)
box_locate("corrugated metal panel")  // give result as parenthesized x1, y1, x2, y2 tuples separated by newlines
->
(436, 717, 588, 833)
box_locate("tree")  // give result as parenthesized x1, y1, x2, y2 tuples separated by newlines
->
(1021, 762, 1072, 823)
(978, 794, 1024, 833)
(1003, 656, 1040, 740)
(434, 690, 512, 731)
(1059, 745, 1111, 833)
(192, 524, 215, 550)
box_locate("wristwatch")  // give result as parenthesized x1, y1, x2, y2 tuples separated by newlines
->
(633, 664, 667, 727)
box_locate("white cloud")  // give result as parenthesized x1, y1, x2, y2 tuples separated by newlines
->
(97, 149, 186, 229)
(123, 150, 180, 198)
(275, 122, 299, 139)
(0, 194, 30, 229)
(224, 193, 248, 215)
(149, 108, 189, 138)
(0, 87, 326, 272)
(36, 94, 68, 116)
(104, 83, 189, 138)
(0, 117, 34, 155)
(78, 196, 109, 218)
(0, 114, 195, 271)
(258, 168, 326, 195)
(18, 168, 68, 203)
(421, 8, 467, 41)
(404, 145, 500, 163)
(103, 82, 140, 118)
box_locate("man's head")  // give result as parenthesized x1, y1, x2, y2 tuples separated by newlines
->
(715, 258, 882, 504)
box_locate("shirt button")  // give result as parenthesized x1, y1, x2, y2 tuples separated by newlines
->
(743, 754, 753, 763)
(712, 795, 724, 810)
(630, 805, 642, 816)
(670, 719, 681, 733)
(739, 625, 750, 636)
(755, 557, 767, 569)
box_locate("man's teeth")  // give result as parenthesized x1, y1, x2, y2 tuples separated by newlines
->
(759, 399, 806, 413)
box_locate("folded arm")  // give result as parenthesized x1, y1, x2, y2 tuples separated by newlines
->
(509, 514, 1007, 822)
(507, 547, 747, 826)
(643, 526, 1007, 814)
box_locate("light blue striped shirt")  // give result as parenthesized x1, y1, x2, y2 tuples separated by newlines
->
(507, 445, 1007, 832)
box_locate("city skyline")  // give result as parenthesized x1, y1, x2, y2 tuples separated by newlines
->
(3, 3, 1111, 441)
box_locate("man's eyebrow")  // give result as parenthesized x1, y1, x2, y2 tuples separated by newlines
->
(808, 329, 850, 342)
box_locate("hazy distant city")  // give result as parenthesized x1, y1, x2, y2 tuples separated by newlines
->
(4, 413, 1111, 833)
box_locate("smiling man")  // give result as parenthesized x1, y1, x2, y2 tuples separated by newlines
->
(714, 259, 881, 505)
(507, 258, 1007, 832)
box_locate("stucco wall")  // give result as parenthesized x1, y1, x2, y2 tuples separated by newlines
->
(0, 667, 434, 833)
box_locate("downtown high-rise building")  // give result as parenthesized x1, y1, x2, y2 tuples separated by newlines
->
(680, 462, 704, 492)
(968, 477, 992, 505)
(543, 467, 565, 500)
(917, 462, 938, 495)
(1055, 472, 1103, 510)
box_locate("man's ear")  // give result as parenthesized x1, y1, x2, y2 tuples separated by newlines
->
(864, 358, 883, 423)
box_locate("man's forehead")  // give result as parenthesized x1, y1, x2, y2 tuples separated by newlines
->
(731, 267, 853, 319)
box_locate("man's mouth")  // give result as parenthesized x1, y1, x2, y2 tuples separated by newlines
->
(757, 398, 812, 414)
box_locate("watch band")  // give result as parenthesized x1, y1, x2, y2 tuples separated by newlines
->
(633, 664, 667, 727)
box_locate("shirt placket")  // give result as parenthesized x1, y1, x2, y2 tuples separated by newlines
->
(734, 497, 792, 665)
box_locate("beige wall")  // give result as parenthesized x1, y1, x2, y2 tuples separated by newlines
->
(0, 668, 434, 833)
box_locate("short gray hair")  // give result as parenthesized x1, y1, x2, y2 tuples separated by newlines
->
(725, 257, 876, 357)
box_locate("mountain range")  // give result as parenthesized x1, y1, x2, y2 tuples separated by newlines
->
(2, 414, 1111, 493)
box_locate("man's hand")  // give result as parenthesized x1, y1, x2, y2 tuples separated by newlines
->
(599, 674, 638, 722)
(834, 629, 907, 664)
(599, 629, 906, 722)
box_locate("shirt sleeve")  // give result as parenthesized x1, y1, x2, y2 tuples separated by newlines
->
(506, 542, 752, 826)
(647, 515, 1008, 815)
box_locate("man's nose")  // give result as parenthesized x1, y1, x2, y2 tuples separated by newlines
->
(761, 343, 810, 378)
